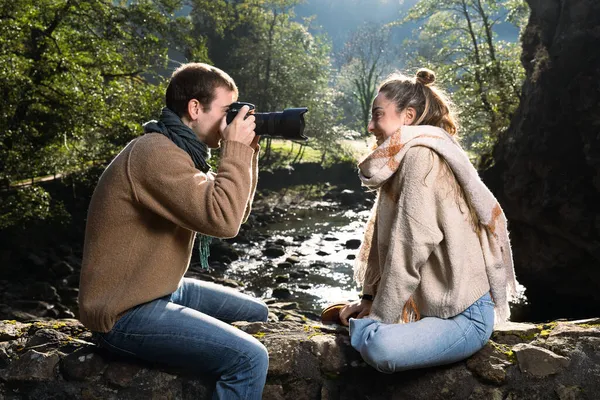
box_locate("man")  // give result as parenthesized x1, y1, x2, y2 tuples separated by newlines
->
(78, 63, 269, 399)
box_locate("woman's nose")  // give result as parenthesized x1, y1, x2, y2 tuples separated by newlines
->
(367, 120, 374, 132)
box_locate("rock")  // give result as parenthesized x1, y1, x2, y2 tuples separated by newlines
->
(272, 288, 292, 300)
(61, 348, 107, 381)
(26, 254, 46, 269)
(0, 304, 40, 322)
(56, 287, 79, 305)
(209, 240, 240, 263)
(285, 256, 300, 264)
(264, 246, 285, 258)
(492, 321, 541, 345)
(28, 282, 60, 303)
(50, 261, 74, 278)
(338, 189, 361, 206)
(344, 239, 361, 249)
(274, 238, 291, 247)
(0, 320, 26, 341)
(0, 316, 599, 399)
(269, 302, 299, 310)
(308, 334, 356, 374)
(277, 262, 293, 269)
(0, 342, 10, 368)
(214, 277, 240, 288)
(103, 360, 143, 387)
(25, 328, 71, 351)
(0, 349, 60, 381)
(513, 343, 570, 377)
(263, 384, 286, 400)
(555, 384, 585, 400)
(482, 0, 600, 321)
(288, 271, 304, 279)
(466, 342, 514, 384)
(11, 300, 59, 318)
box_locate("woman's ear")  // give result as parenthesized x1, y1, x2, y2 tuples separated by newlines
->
(405, 107, 417, 125)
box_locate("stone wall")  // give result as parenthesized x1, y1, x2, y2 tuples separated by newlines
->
(1, 313, 599, 399)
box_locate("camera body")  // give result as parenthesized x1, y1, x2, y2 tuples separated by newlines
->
(226, 102, 308, 141)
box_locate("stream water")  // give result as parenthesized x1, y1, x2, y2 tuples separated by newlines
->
(211, 199, 372, 315)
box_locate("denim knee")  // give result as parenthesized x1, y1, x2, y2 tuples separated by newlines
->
(350, 318, 396, 374)
(249, 301, 269, 323)
(359, 333, 397, 374)
(246, 340, 269, 376)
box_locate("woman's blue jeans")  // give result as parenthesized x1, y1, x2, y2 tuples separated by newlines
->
(349, 293, 495, 373)
(95, 278, 269, 400)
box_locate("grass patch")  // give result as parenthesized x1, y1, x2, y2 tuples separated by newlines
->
(261, 139, 358, 169)
(268, 140, 323, 164)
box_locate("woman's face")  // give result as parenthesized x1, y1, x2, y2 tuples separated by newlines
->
(368, 92, 412, 146)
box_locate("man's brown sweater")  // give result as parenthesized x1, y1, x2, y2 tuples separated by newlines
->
(78, 134, 258, 332)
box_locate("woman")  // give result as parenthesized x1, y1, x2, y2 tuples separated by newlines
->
(339, 68, 517, 373)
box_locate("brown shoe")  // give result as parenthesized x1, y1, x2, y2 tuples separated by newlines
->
(321, 302, 356, 325)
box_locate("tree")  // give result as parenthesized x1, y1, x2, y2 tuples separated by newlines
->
(0, 0, 196, 228)
(400, 0, 529, 164)
(187, 0, 343, 163)
(336, 22, 396, 135)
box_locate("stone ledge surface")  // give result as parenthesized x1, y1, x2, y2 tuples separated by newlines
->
(1, 317, 599, 399)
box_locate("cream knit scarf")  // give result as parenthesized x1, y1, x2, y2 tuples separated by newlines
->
(356, 125, 517, 323)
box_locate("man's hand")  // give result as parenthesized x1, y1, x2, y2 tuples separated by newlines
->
(250, 135, 261, 151)
(339, 299, 372, 326)
(220, 105, 256, 146)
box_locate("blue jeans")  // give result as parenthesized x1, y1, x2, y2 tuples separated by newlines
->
(349, 292, 495, 373)
(96, 278, 269, 400)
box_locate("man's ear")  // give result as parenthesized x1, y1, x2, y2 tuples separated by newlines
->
(187, 99, 201, 121)
(405, 107, 417, 125)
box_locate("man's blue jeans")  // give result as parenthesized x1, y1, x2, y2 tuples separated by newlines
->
(96, 278, 269, 399)
(349, 292, 495, 373)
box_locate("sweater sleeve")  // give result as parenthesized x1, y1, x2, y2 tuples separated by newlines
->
(128, 136, 255, 238)
(359, 208, 381, 296)
(369, 147, 444, 323)
(241, 145, 260, 223)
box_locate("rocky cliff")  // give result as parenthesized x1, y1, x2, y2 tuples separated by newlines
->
(483, 0, 600, 321)
(1, 312, 599, 400)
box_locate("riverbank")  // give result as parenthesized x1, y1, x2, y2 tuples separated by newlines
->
(0, 160, 375, 323)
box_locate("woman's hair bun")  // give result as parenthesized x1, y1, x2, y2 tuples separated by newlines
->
(416, 68, 435, 86)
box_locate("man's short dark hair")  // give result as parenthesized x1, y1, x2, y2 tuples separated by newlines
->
(165, 63, 238, 118)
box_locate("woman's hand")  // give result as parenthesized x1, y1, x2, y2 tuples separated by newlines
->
(339, 299, 372, 326)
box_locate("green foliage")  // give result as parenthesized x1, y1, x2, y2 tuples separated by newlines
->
(0, 186, 51, 229)
(400, 0, 529, 164)
(188, 0, 344, 163)
(335, 22, 397, 136)
(0, 0, 194, 228)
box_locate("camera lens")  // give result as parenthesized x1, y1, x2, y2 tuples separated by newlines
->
(226, 102, 308, 141)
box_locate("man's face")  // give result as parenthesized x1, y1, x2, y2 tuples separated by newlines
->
(193, 86, 237, 148)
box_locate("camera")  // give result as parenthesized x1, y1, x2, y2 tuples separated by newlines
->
(226, 102, 308, 141)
